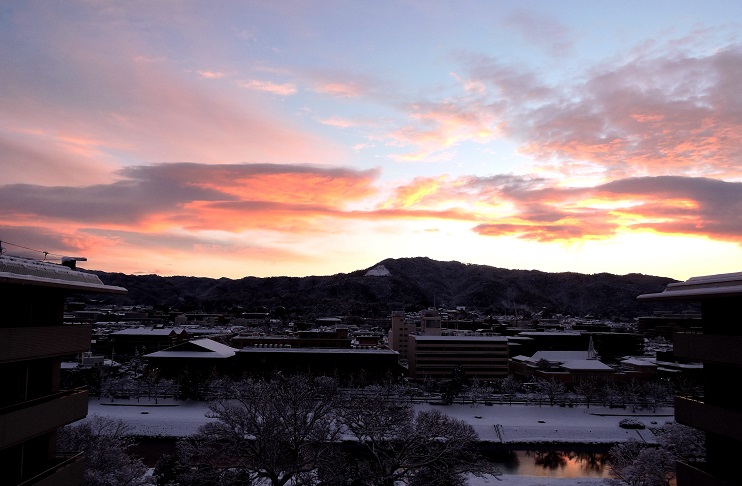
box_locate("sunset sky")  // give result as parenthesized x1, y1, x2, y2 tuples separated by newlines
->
(3, 1, 742, 280)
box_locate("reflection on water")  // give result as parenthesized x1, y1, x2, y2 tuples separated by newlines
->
(491, 450, 611, 478)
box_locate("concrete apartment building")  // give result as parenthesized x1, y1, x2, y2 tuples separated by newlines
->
(388, 308, 509, 380)
(387, 311, 413, 362)
(0, 255, 127, 486)
(407, 334, 509, 380)
(638, 271, 742, 486)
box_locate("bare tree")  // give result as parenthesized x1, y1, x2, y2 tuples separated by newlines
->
(499, 374, 520, 405)
(143, 367, 162, 403)
(600, 380, 625, 408)
(607, 440, 675, 486)
(335, 384, 498, 486)
(574, 378, 601, 408)
(534, 377, 566, 406)
(57, 414, 153, 486)
(623, 379, 643, 412)
(654, 422, 705, 463)
(642, 379, 673, 413)
(607, 422, 704, 486)
(186, 374, 342, 486)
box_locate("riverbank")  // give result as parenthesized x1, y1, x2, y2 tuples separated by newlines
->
(89, 397, 674, 445)
(89, 397, 674, 485)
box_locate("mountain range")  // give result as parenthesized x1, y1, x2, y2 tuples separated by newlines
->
(88, 257, 694, 321)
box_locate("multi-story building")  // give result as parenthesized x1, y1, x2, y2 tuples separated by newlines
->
(407, 335, 509, 381)
(0, 255, 127, 486)
(420, 308, 442, 336)
(387, 311, 413, 361)
(638, 271, 742, 486)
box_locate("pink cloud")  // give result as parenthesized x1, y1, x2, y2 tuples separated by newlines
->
(0, 130, 120, 186)
(198, 70, 225, 79)
(383, 99, 502, 160)
(508, 45, 742, 180)
(313, 82, 363, 97)
(238, 79, 298, 95)
(0, 11, 344, 172)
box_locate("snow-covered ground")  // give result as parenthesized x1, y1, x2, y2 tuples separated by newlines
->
(88, 397, 673, 444)
(87, 397, 674, 485)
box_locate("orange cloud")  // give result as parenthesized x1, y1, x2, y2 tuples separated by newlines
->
(376, 173, 742, 246)
(380, 176, 449, 209)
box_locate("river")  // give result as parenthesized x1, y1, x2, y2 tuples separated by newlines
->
(130, 437, 613, 479)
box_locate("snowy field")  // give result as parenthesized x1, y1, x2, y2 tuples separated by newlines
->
(87, 397, 674, 485)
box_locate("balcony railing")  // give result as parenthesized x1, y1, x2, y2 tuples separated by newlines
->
(676, 460, 731, 486)
(17, 453, 85, 486)
(673, 332, 742, 366)
(675, 395, 742, 442)
(0, 388, 88, 449)
(0, 324, 91, 362)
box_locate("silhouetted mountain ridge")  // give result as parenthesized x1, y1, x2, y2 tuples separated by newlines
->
(90, 257, 688, 320)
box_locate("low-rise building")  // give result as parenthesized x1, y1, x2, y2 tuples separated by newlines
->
(110, 327, 189, 357)
(510, 350, 616, 385)
(143, 338, 239, 379)
(235, 346, 402, 383)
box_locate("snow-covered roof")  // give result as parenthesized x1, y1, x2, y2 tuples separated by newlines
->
(411, 335, 508, 342)
(0, 255, 127, 294)
(144, 338, 238, 359)
(655, 360, 703, 370)
(621, 357, 657, 368)
(560, 360, 613, 371)
(518, 331, 583, 337)
(238, 347, 398, 355)
(513, 350, 614, 371)
(532, 350, 589, 361)
(113, 328, 186, 336)
(638, 271, 742, 301)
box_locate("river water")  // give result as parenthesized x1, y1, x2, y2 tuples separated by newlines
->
(132, 438, 613, 479)
(487, 448, 611, 479)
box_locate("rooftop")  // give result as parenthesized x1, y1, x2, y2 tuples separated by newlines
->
(411, 335, 508, 342)
(0, 254, 127, 294)
(637, 271, 742, 301)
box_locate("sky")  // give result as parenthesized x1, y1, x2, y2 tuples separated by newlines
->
(3, 1, 742, 280)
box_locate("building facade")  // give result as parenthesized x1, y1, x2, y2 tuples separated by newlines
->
(407, 335, 509, 381)
(0, 255, 127, 486)
(387, 311, 413, 362)
(638, 271, 742, 486)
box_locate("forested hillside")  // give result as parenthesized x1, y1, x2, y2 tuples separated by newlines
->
(89, 257, 692, 320)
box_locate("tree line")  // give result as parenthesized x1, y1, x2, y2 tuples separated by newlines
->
(60, 372, 704, 486)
